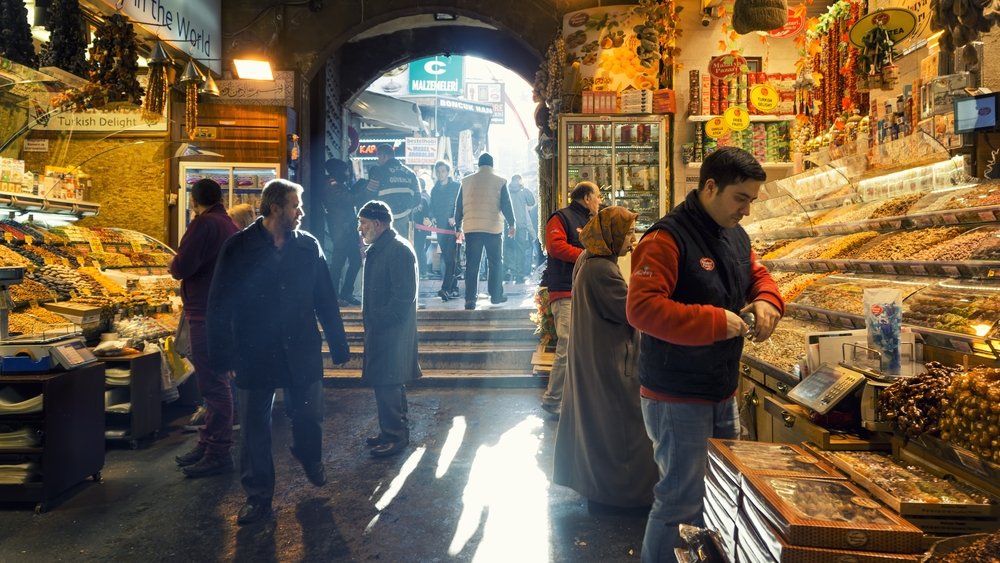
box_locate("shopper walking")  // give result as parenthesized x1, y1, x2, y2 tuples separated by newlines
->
(626, 147, 784, 561)
(365, 144, 420, 241)
(357, 201, 422, 457)
(553, 206, 657, 510)
(170, 179, 239, 478)
(454, 153, 516, 310)
(429, 160, 461, 301)
(506, 174, 537, 282)
(207, 179, 350, 526)
(322, 158, 363, 306)
(539, 181, 601, 417)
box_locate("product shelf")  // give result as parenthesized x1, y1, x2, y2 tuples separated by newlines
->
(687, 114, 796, 122)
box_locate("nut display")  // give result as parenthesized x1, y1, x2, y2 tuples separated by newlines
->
(771, 272, 829, 303)
(943, 179, 1000, 210)
(904, 285, 1000, 335)
(868, 193, 924, 219)
(29, 264, 96, 299)
(763, 238, 816, 260)
(877, 361, 961, 437)
(912, 228, 1000, 261)
(753, 239, 792, 258)
(811, 201, 883, 225)
(798, 231, 880, 260)
(829, 451, 994, 505)
(0, 246, 32, 268)
(855, 227, 966, 261)
(9, 278, 58, 305)
(744, 318, 829, 372)
(940, 367, 1000, 463)
(928, 530, 1000, 563)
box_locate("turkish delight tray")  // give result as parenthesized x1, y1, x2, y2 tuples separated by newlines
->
(741, 475, 923, 553)
(708, 439, 845, 480)
(810, 449, 998, 518)
(737, 502, 922, 563)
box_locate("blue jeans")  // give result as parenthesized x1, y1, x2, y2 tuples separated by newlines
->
(640, 397, 739, 563)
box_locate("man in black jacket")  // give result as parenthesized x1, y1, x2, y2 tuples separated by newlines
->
(208, 179, 350, 526)
(322, 158, 362, 306)
(429, 160, 460, 300)
(357, 201, 422, 457)
(366, 144, 420, 240)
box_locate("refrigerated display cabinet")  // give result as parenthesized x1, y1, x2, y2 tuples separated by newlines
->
(177, 163, 278, 237)
(558, 114, 669, 231)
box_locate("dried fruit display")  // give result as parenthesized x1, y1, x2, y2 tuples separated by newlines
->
(28, 264, 94, 299)
(829, 451, 994, 505)
(763, 238, 816, 260)
(868, 194, 924, 219)
(912, 228, 1000, 261)
(904, 284, 1000, 335)
(759, 477, 894, 525)
(772, 272, 829, 303)
(927, 530, 1000, 562)
(79, 267, 125, 295)
(855, 227, 965, 261)
(877, 362, 960, 437)
(940, 367, 1000, 464)
(798, 231, 880, 260)
(87, 252, 132, 268)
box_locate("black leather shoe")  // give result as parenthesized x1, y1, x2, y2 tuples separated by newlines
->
(175, 445, 206, 467)
(365, 434, 389, 446)
(183, 454, 234, 478)
(370, 439, 408, 458)
(237, 501, 273, 526)
(448, 289, 461, 298)
(491, 295, 508, 304)
(303, 462, 327, 487)
(437, 289, 450, 301)
(464, 302, 476, 310)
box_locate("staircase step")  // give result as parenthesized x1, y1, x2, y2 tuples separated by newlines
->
(323, 344, 535, 371)
(323, 368, 546, 388)
(341, 325, 538, 343)
(337, 307, 535, 323)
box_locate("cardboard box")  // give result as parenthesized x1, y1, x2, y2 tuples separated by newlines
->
(708, 439, 846, 480)
(652, 88, 676, 114)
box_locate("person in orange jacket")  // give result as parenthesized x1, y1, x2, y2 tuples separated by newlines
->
(626, 147, 784, 562)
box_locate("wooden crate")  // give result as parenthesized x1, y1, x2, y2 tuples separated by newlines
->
(531, 343, 554, 375)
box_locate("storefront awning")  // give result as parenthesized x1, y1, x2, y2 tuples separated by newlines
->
(350, 91, 426, 134)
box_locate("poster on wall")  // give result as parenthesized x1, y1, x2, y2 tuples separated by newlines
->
(562, 7, 659, 93)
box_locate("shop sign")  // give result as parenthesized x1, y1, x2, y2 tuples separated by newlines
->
(29, 110, 168, 133)
(768, 7, 806, 38)
(886, 0, 932, 48)
(708, 54, 747, 80)
(465, 81, 505, 124)
(23, 139, 49, 152)
(98, 0, 222, 75)
(214, 71, 294, 106)
(409, 56, 463, 95)
(437, 97, 493, 115)
(849, 9, 917, 49)
(723, 106, 751, 131)
(749, 84, 780, 112)
(404, 137, 439, 166)
(704, 117, 730, 139)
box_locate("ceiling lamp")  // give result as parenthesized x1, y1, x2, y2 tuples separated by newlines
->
(199, 72, 220, 97)
(232, 58, 274, 81)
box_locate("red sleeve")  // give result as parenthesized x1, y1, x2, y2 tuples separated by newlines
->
(626, 230, 727, 346)
(545, 215, 583, 263)
(748, 250, 785, 315)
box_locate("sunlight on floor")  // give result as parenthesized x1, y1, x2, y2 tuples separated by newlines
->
(448, 415, 549, 562)
(364, 446, 427, 534)
(436, 416, 467, 479)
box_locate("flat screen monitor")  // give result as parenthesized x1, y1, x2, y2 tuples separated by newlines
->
(954, 92, 998, 134)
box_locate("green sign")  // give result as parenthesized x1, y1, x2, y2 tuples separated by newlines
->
(409, 56, 463, 94)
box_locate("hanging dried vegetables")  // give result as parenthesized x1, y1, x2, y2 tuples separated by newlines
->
(142, 53, 168, 121)
(88, 14, 144, 105)
(185, 81, 198, 139)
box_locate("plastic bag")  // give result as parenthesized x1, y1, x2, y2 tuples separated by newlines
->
(674, 524, 730, 563)
(864, 288, 902, 375)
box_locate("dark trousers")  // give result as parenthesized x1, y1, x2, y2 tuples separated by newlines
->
(373, 384, 408, 442)
(238, 380, 323, 506)
(506, 232, 534, 280)
(188, 317, 233, 456)
(438, 233, 458, 292)
(329, 229, 362, 297)
(464, 232, 503, 305)
(413, 229, 429, 276)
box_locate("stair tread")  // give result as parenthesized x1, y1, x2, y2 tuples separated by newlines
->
(324, 368, 539, 377)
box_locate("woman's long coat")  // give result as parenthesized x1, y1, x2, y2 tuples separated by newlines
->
(361, 228, 422, 385)
(552, 250, 658, 507)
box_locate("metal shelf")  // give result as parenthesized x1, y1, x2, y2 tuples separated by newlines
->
(687, 161, 792, 168)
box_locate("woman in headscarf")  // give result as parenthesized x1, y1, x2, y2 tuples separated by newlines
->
(552, 206, 658, 511)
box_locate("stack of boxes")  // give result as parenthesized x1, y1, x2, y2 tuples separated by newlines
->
(688, 69, 797, 116)
(581, 90, 618, 114)
(0, 157, 27, 194)
(620, 89, 654, 114)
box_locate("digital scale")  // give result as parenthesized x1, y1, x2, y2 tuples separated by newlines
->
(0, 267, 97, 373)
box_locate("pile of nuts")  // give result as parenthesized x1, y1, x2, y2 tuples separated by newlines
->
(912, 228, 1000, 261)
(940, 366, 1000, 463)
(772, 272, 829, 303)
(29, 264, 95, 299)
(9, 278, 58, 305)
(856, 227, 965, 261)
(868, 194, 924, 219)
(799, 231, 880, 260)
(0, 246, 32, 268)
(929, 530, 1000, 562)
(878, 362, 961, 437)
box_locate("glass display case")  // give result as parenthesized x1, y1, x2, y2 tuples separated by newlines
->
(793, 274, 928, 317)
(558, 114, 669, 231)
(178, 163, 277, 237)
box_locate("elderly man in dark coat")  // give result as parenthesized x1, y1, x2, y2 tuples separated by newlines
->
(357, 200, 422, 457)
(208, 179, 350, 526)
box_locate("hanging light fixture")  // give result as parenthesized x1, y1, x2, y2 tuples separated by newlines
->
(178, 60, 205, 85)
(199, 73, 220, 97)
(148, 41, 171, 65)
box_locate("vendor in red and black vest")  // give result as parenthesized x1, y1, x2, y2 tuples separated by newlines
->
(539, 181, 601, 417)
(626, 147, 784, 562)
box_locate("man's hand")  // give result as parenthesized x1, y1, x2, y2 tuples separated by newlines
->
(507, 226, 516, 238)
(741, 300, 781, 342)
(423, 218, 432, 226)
(448, 217, 455, 227)
(724, 310, 750, 340)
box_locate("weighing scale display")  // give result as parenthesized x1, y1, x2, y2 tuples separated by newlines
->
(787, 363, 867, 414)
(50, 340, 98, 369)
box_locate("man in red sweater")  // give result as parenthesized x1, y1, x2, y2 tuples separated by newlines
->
(540, 181, 601, 417)
(626, 147, 784, 561)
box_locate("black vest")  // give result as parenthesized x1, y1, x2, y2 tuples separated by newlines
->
(541, 202, 591, 292)
(638, 189, 752, 401)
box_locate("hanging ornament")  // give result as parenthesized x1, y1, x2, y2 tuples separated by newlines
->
(178, 60, 204, 140)
(142, 41, 170, 122)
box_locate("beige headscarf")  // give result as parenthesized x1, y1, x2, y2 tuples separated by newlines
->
(578, 206, 638, 256)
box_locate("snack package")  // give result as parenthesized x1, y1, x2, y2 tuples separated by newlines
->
(864, 288, 902, 375)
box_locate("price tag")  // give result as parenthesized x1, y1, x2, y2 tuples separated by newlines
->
(942, 213, 959, 224)
(24, 235, 33, 246)
(75, 256, 85, 267)
(130, 240, 143, 253)
(979, 211, 996, 222)
(88, 238, 104, 253)
(723, 105, 750, 131)
(704, 117, 729, 139)
(942, 265, 960, 277)
(910, 264, 926, 275)
(3, 232, 11, 243)
(749, 84, 779, 113)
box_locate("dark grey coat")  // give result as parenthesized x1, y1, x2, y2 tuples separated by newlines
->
(361, 228, 422, 386)
(207, 219, 350, 389)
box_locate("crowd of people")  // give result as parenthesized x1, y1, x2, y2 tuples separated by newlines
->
(169, 144, 786, 562)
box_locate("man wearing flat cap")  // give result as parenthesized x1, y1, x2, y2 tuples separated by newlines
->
(365, 144, 420, 241)
(357, 200, 422, 457)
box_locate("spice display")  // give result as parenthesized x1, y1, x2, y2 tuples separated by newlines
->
(912, 228, 1000, 261)
(878, 362, 960, 437)
(855, 227, 965, 261)
(927, 531, 1000, 562)
(904, 284, 1000, 335)
(868, 194, 924, 219)
(798, 231, 880, 259)
(828, 451, 994, 505)
(744, 319, 829, 372)
(940, 367, 1000, 463)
